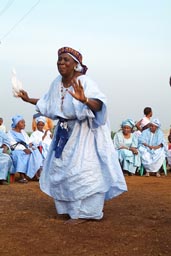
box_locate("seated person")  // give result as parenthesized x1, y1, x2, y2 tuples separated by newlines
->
(138, 118, 167, 177)
(135, 107, 153, 136)
(32, 113, 54, 132)
(30, 116, 52, 161)
(0, 130, 13, 185)
(7, 115, 43, 183)
(113, 119, 141, 176)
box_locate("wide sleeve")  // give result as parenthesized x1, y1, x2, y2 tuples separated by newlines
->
(72, 76, 107, 129)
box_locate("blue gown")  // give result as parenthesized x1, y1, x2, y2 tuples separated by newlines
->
(0, 131, 13, 180)
(37, 74, 127, 219)
(113, 131, 141, 174)
(7, 129, 43, 178)
(138, 128, 167, 172)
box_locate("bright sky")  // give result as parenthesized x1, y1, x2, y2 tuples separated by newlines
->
(0, 0, 171, 132)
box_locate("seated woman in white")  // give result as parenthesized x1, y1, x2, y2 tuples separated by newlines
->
(30, 116, 52, 161)
(138, 118, 167, 177)
(7, 115, 43, 183)
(0, 131, 13, 185)
(113, 119, 141, 176)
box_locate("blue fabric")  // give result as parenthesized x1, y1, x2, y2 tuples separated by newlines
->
(54, 120, 69, 158)
(11, 115, 24, 128)
(113, 131, 141, 174)
(138, 128, 167, 172)
(0, 131, 13, 180)
(7, 130, 43, 178)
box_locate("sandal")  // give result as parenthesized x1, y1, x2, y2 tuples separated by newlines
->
(18, 178, 28, 184)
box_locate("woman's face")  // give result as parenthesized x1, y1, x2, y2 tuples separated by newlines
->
(122, 125, 132, 135)
(16, 120, 25, 130)
(37, 121, 45, 131)
(149, 124, 158, 133)
(57, 53, 76, 77)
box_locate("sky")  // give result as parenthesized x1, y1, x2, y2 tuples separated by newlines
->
(0, 0, 171, 132)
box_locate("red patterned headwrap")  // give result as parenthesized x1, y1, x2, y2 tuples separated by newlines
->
(58, 47, 88, 74)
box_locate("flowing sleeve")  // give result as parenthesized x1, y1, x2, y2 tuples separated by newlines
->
(113, 131, 123, 149)
(0, 131, 11, 149)
(35, 76, 62, 119)
(72, 76, 107, 128)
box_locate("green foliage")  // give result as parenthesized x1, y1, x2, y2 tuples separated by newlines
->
(27, 131, 32, 137)
(111, 131, 115, 140)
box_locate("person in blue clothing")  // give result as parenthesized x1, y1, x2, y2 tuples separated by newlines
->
(0, 130, 13, 185)
(113, 119, 141, 176)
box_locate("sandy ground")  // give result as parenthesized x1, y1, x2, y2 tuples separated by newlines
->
(0, 171, 171, 256)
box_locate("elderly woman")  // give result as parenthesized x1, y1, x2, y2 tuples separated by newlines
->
(113, 119, 141, 176)
(0, 130, 13, 185)
(7, 115, 43, 183)
(138, 118, 167, 177)
(30, 116, 52, 160)
(18, 46, 127, 224)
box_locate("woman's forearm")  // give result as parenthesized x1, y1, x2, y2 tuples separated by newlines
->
(25, 98, 39, 105)
(82, 98, 102, 112)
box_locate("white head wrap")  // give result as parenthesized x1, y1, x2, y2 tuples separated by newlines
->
(36, 116, 46, 124)
(151, 118, 161, 128)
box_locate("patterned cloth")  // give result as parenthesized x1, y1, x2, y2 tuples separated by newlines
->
(58, 46, 88, 74)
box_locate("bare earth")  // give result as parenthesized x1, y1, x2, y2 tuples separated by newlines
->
(0, 172, 171, 256)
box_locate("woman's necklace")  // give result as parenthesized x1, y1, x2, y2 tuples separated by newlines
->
(60, 82, 68, 112)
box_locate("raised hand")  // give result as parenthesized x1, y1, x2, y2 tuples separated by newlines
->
(68, 79, 87, 103)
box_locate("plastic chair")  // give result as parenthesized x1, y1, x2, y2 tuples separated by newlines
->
(139, 158, 167, 176)
(7, 172, 15, 184)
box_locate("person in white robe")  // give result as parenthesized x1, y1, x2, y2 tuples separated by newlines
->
(113, 119, 141, 175)
(0, 131, 13, 185)
(18, 46, 127, 224)
(30, 116, 52, 160)
(7, 115, 43, 183)
(138, 118, 167, 177)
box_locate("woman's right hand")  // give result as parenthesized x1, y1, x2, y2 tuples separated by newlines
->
(18, 90, 30, 102)
(18, 90, 39, 105)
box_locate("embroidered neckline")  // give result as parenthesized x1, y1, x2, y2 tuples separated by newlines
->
(60, 82, 68, 112)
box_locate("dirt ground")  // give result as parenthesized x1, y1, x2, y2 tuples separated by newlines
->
(0, 171, 171, 256)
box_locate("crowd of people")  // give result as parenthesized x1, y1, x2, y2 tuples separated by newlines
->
(0, 46, 171, 224)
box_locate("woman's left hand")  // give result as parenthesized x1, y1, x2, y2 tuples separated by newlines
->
(68, 79, 87, 103)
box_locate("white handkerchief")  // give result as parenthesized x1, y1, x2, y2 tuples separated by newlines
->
(11, 68, 23, 97)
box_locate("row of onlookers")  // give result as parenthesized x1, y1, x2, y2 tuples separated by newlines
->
(113, 107, 171, 177)
(0, 115, 53, 185)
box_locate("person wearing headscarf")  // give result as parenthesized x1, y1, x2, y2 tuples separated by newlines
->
(113, 118, 141, 176)
(30, 116, 52, 160)
(0, 130, 13, 185)
(138, 118, 167, 177)
(32, 113, 54, 132)
(7, 115, 43, 183)
(18, 46, 127, 224)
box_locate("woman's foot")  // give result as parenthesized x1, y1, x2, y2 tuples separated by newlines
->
(18, 178, 28, 184)
(64, 219, 88, 225)
(156, 172, 161, 177)
(145, 172, 150, 177)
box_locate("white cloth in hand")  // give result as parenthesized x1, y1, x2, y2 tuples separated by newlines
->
(11, 68, 23, 97)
